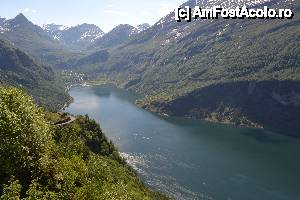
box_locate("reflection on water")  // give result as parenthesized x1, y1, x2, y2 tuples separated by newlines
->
(66, 85, 300, 200)
(120, 152, 204, 200)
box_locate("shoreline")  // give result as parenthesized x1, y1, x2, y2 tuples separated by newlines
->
(68, 83, 265, 132)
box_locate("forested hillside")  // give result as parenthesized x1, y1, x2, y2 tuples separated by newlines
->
(0, 0, 298, 135)
(74, 0, 300, 136)
(0, 87, 168, 199)
(0, 37, 70, 110)
(0, 0, 299, 199)
(0, 14, 80, 68)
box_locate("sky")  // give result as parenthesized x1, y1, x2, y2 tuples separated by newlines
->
(0, 0, 186, 32)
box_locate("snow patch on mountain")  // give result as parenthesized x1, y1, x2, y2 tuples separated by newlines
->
(42, 23, 104, 45)
(0, 18, 10, 33)
(130, 23, 151, 36)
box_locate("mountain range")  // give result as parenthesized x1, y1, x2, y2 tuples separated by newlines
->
(42, 23, 104, 48)
(0, 13, 151, 108)
(0, 0, 299, 136)
(89, 23, 150, 50)
(0, 1, 299, 199)
(74, 0, 300, 136)
(0, 13, 79, 68)
(0, 14, 150, 67)
(43, 22, 150, 49)
(0, 11, 165, 200)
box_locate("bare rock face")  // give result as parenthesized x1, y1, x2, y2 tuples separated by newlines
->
(42, 23, 105, 47)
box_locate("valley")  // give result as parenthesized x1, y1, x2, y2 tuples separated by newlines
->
(0, 0, 299, 199)
(66, 85, 300, 200)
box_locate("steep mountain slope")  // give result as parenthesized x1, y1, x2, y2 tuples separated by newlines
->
(0, 14, 80, 68)
(0, 17, 6, 30)
(131, 23, 151, 35)
(76, 0, 300, 136)
(42, 23, 69, 40)
(90, 23, 150, 50)
(90, 24, 136, 50)
(0, 88, 168, 199)
(0, 37, 70, 110)
(43, 23, 104, 48)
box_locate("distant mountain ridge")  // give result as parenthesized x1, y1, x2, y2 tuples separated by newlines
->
(43, 23, 105, 48)
(0, 14, 150, 67)
(0, 13, 51, 39)
(132, 23, 151, 34)
(90, 23, 150, 50)
(74, 0, 300, 136)
(1, 0, 298, 136)
(0, 13, 80, 68)
(0, 17, 7, 33)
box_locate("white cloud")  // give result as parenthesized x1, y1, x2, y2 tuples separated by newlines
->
(104, 10, 129, 16)
(21, 8, 37, 14)
(107, 4, 114, 8)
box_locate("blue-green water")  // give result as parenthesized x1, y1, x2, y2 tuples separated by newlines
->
(66, 85, 300, 200)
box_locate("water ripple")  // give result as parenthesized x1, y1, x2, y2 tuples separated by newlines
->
(121, 152, 213, 200)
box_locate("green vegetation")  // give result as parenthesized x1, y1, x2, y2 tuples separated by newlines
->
(0, 37, 70, 110)
(0, 87, 169, 199)
(1, 14, 81, 68)
(90, 25, 135, 50)
(74, 1, 300, 136)
(2, 2, 298, 136)
(86, 78, 109, 86)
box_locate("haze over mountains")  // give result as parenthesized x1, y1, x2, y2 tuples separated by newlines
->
(0, 0, 299, 136)
(0, 13, 150, 67)
(0, 13, 79, 68)
(76, 0, 300, 136)
(0, 1, 299, 199)
(90, 23, 151, 50)
(42, 23, 105, 47)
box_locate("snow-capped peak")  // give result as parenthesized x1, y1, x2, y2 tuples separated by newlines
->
(42, 23, 104, 45)
(130, 23, 151, 36)
(42, 24, 69, 32)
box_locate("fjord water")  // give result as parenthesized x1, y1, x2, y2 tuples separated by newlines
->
(66, 86, 300, 200)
